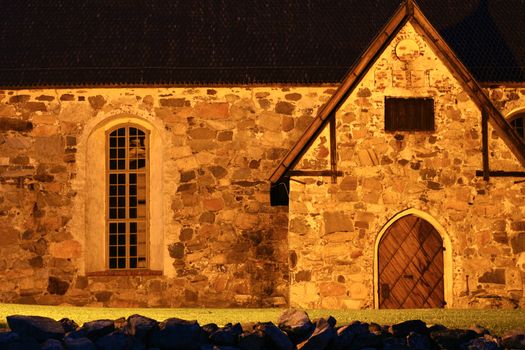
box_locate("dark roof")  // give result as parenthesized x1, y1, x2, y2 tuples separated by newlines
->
(0, 0, 524, 87)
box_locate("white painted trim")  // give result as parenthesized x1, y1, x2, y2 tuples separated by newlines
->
(71, 111, 171, 275)
(373, 208, 453, 309)
(505, 107, 525, 119)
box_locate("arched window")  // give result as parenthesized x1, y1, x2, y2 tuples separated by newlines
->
(107, 125, 149, 269)
(509, 112, 525, 141)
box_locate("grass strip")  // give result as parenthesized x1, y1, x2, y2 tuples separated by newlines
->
(0, 303, 523, 336)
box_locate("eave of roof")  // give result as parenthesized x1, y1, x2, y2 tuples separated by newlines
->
(269, 0, 525, 183)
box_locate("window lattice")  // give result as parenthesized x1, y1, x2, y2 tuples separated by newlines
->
(510, 113, 525, 141)
(107, 126, 148, 269)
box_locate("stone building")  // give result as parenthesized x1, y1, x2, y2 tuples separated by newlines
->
(0, 0, 524, 309)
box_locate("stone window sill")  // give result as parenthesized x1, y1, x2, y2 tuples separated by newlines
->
(86, 270, 163, 277)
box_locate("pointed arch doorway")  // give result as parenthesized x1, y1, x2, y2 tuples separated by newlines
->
(377, 213, 446, 309)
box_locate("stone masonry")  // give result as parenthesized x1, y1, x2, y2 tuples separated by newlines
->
(0, 21, 524, 310)
(0, 86, 334, 307)
(287, 22, 525, 309)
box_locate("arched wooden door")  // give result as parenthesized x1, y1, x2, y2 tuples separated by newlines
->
(378, 214, 445, 308)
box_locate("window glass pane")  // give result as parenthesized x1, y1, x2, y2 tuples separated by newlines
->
(510, 114, 525, 140)
(118, 246, 126, 257)
(118, 208, 126, 218)
(130, 258, 137, 268)
(118, 148, 125, 159)
(107, 125, 148, 270)
(118, 259, 125, 269)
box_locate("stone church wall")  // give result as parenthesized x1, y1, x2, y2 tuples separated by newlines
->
(288, 23, 525, 309)
(0, 86, 335, 307)
(0, 24, 524, 310)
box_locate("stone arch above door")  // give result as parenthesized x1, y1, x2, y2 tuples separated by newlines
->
(373, 209, 453, 308)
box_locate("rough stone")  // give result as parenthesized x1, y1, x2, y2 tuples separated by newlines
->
(180, 228, 194, 241)
(430, 329, 478, 350)
(48, 276, 70, 295)
(501, 330, 525, 349)
(59, 318, 79, 333)
(127, 314, 158, 340)
(168, 242, 185, 259)
(63, 336, 96, 350)
(0, 117, 33, 132)
(41, 338, 65, 350)
(48, 240, 81, 259)
(87, 95, 106, 110)
(295, 271, 312, 282)
(195, 102, 229, 119)
(149, 318, 201, 350)
(6, 315, 65, 342)
(0, 331, 40, 350)
(188, 127, 217, 140)
(478, 269, 506, 284)
(0, 225, 19, 246)
(391, 320, 428, 337)
(278, 309, 313, 343)
(297, 318, 335, 350)
(339, 176, 358, 191)
(261, 322, 294, 350)
(60, 94, 75, 101)
(210, 323, 243, 346)
(9, 95, 30, 103)
(36, 95, 55, 101)
(218, 130, 233, 141)
(209, 165, 228, 179)
(34, 135, 64, 162)
(81, 319, 115, 341)
(95, 331, 134, 350)
(275, 101, 295, 115)
(238, 330, 266, 350)
(160, 98, 187, 107)
(323, 211, 354, 233)
(511, 232, 525, 254)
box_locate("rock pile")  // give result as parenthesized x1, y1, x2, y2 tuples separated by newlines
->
(0, 309, 524, 350)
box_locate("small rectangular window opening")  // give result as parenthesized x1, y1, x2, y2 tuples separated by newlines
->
(385, 97, 434, 131)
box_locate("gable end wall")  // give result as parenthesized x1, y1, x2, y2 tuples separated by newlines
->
(288, 22, 525, 309)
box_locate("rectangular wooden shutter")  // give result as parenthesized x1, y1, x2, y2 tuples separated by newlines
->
(385, 97, 434, 131)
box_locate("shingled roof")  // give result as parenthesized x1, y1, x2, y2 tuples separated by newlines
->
(0, 0, 524, 87)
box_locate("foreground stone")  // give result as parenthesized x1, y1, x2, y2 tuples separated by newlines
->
(6, 315, 65, 342)
(0, 310, 524, 350)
